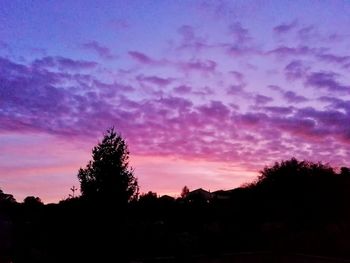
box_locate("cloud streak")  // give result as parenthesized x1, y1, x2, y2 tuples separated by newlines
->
(1, 55, 349, 166)
(82, 41, 116, 60)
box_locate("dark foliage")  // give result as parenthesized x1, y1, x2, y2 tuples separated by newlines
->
(181, 186, 190, 199)
(23, 196, 43, 207)
(77, 128, 139, 205)
(0, 189, 16, 205)
(2, 157, 350, 262)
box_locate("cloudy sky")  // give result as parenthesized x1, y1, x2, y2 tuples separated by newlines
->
(1, 0, 350, 203)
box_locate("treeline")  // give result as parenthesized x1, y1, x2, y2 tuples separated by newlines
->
(1, 129, 350, 262)
(1, 158, 350, 262)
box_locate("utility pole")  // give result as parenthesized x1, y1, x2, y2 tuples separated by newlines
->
(70, 185, 77, 198)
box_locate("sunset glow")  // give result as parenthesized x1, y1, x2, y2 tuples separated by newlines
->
(1, 1, 350, 202)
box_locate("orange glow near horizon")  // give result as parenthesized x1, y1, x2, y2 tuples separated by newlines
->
(0, 132, 258, 203)
(131, 155, 257, 198)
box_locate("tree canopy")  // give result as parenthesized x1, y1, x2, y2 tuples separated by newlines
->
(250, 158, 342, 207)
(0, 188, 16, 204)
(255, 157, 336, 187)
(77, 128, 139, 204)
(23, 196, 43, 206)
(180, 186, 189, 199)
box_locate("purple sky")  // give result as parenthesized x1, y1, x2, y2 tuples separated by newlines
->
(1, 1, 350, 203)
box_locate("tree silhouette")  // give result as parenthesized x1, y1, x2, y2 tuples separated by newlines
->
(69, 185, 78, 198)
(255, 157, 335, 188)
(341, 167, 350, 176)
(247, 158, 341, 221)
(138, 191, 158, 205)
(77, 128, 139, 204)
(23, 196, 43, 206)
(0, 188, 16, 204)
(181, 186, 190, 199)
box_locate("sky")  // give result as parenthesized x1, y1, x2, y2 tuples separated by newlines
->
(1, 1, 350, 203)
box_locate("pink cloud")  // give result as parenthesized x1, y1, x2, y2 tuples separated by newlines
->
(263, 106, 294, 115)
(273, 20, 298, 34)
(317, 53, 350, 66)
(136, 74, 174, 86)
(255, 94, 273, 105)
(173, 85, 192, 94)
(128, 49, 217, 75)
(176, 25, 210, 52)
(267, 45, 315, 57)
(229, 22, 252, 45)
(32, 56, 98, 70)
(297, 25, 319, 41)
(284, 60, 309, 80)
(283, 91, 308, 103)
(178, 59, 216, 73)
(128, 51, 157, 64)
(82, 41, 116, 59)
(305, 71, 350, 93)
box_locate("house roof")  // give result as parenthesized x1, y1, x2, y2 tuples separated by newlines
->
(187, 188, 212, 199)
